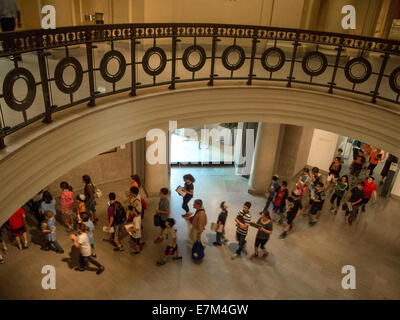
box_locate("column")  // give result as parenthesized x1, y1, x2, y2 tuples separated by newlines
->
(389, 165, 400, 200)
(276, 125, 315, 181)
(248, 123, 281, 195)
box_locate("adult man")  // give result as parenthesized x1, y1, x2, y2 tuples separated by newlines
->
(280, 191, 302, 239)
(154, 188, 170, 243)
(190, 199, 207, 244)
(232, 202, 251, 259)
(361, 176, 377, 212)
(343, 182, 364, 225)
(106, 192, 125, 251)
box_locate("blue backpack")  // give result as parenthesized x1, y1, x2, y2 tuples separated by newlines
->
(192, 240, 204, 260)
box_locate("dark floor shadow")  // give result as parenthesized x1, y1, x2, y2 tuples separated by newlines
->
(228, 242, 239, 253)
(25, 214, 38, 228)
(62, 245, 81, 269)
(28, 228, 46, 247)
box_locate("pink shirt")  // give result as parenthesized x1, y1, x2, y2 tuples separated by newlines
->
(60, 190, 74, 212)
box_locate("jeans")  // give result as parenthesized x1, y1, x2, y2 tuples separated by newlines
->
(330, 193, 343, 207)
(368, 163, 377, 176)
(86, 200, 96, 218)
(182, 194, 192, 213)
(216, 231, 224, 244)
(79, 254, 103, 270)
(235, 232, 247, 255)
(44, 240, 64, 252)
(264, 197, 273, 211)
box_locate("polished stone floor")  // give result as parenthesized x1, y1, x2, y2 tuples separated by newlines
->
(0, 167, 399, 300)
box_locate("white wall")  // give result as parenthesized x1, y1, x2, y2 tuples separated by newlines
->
(307, 129, 339, 172)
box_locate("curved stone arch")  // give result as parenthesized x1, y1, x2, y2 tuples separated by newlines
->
(1, 86, 400, 224)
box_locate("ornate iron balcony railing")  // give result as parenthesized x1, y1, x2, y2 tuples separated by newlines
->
(1, 23, 400, 149)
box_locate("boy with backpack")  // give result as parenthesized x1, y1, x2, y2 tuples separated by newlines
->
(156, 218, 182, 265)
(106, 192, 126, 252)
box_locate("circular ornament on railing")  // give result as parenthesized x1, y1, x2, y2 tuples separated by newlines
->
(261, 47, 285, 72)
(222, 45, 245, 71)
(54, 57, 83, 94)
(100, 50, 126, 83)
(389, 66, 400, 95)
(142, 47, 167, 76)
(302, 51, 328, 76)
(182, 45, 207, 72)
(344, 57, 372, 84)
(3, 68, 36, 112)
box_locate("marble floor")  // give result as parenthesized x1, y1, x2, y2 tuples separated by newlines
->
(0, 167, 399, 300)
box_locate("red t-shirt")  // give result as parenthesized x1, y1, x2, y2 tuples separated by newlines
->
(8, 208, 25, 229)
(363, 180, 376, 199)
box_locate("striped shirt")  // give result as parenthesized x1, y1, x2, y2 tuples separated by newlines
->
(236, 210, 251, 236)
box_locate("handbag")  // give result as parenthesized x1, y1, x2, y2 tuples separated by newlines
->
(154, 214, 162, 227)
(191, 240, 204, 260)
(95, 186, 103, 199)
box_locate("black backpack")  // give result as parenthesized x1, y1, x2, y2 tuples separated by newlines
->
(113, 202, 126, 225)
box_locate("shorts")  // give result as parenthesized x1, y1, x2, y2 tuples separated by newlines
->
(310, 207, 320, 215)
(11, 225, 26, 237)
(362, 198, 371, 206)
(90, 243, 95, 249)
(132, 237, 141, 246)
(255, 238, 268, 249)
(160, 219, 167, 230)
(165, 245, 178, 255)
(111, 224, 122, 241)
(327, 174, 337, 182)
(286, 212, 296, 225)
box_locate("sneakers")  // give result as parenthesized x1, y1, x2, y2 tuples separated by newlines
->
(74, 267, 85, 272)
(309, 221, 317, 226)
(23, 242, 29, 249)
(231, 253, 240, 260)
(156, 259, 166, 266)
(96, 267, 105, 275)
(261, 252, 269, 260)
(18, 243, 23, 250)
(279, 232, 288, 239)
(250, 253, 258, 260)
(113, 245, 123, 252)
(213, 242, 222, 246)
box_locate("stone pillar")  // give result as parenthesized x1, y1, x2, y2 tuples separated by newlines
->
(248, 123, 281, 195)
(234, 122, 258, 177)
(276, 125, 314, 181)
(144, 128, 169, 197)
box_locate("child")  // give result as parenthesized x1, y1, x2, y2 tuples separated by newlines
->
(76, 194, 86, 224)
(213, 201, 228, 246)
(126, 205, 134, 223)
(350, 154, 366, 184)
(41, 211, 64, 254)
(326, 157, 342, 188)
(232, 202, 251, 260)
(8, 207, 28, 250)
(156, 218, 182, 265)
(309, 183, 326, 226)
(180, 174, 195, 218)
(126, 208, 143, 255)
(81, 213, 96, 258)
(154, 188, 170, 243)
(330, 175, 349, 214)
(60, 181, 74, 232)
(250, 210, 273, 260)
(271, 181, 288, 223)
(70, 224, 104, 274)
(264, 175, 280, 211)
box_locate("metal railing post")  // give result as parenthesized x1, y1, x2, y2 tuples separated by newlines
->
(37, 49, 52, 123)
(328, 39, 344, 94)
(169, 26, 179, 90)
(371, 47, 391, 103)
(86, 28, 96, 107)
(247, 28, 259, 85)
(208, 27, 219, 86)
(286, 32, 300, 88)
(130, 27, 139, 97)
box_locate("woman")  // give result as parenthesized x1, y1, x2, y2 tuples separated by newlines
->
(181, 174, 195, 218)
(82, 175, 98, 222)
(250, 210, 273, 260)
(330, 175, 349, 214)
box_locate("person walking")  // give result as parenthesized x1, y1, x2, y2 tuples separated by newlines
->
(81, 213, 96, 257)
(156, 218, 182, 266)
(82, 175, 98, 222)
(190, 199, 207, 244)
(41, 211, 64, 254)
(60, 182, 75, 232)
(343, 182, 365, 225)
(106, 193, 125, 252)
(250, 210, 273, 260)
(264, 175, 280, 212)
(361, 176, 377, 212)
(40, 191, 56, 218)
(8, 207, 28, 250)
(213, 201, 228, 246)
(329, 175, 349, 214)
(326, 157, 342, 189)
(368, 148, 385, 176)
(70, 223, 104, 274)
(271, 181, 288, 223)
(154, 188, 170, 243)
(309, 183, 326, 226)
(180, 174, 195, 218)
(279, 191, 302, 239)
(126, 208, 143, 255)
(232, 202, 251, 259)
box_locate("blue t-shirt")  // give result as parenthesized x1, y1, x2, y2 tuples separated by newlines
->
(269, 182, 280, 199)
(83, 221, 95, 244)
(46, 218, 57, 242)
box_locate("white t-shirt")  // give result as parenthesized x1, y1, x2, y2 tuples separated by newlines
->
(132, 216, 141, 239)
(77, 233, 91, 257)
